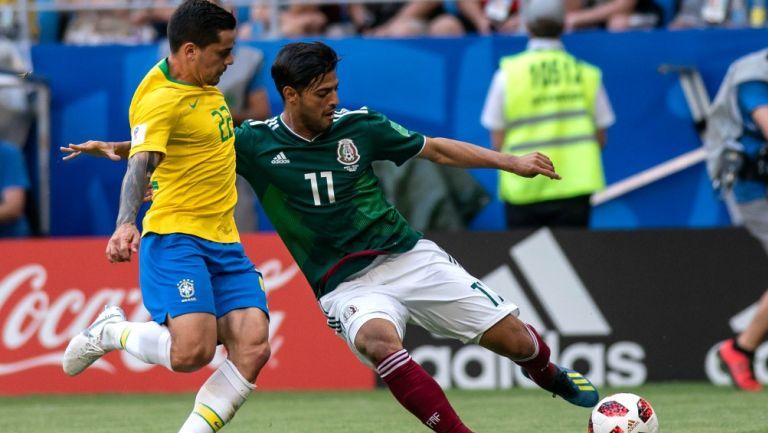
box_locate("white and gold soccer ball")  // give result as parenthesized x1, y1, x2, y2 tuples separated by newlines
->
(588, 393, 659, 433)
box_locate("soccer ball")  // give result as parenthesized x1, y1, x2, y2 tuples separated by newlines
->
(588, 393, 659, 433)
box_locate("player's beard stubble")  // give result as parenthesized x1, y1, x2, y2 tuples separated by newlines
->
(299, 104, 334, 136)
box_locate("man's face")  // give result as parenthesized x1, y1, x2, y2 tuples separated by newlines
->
(194, 29, 235, 86)
(296, 70, 339, 135)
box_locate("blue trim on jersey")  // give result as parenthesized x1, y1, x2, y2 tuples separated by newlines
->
(139, 233, 268, 323)
(734, 81, 768, 203)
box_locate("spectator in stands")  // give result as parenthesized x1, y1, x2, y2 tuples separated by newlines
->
(0, 41, 33, 237)
(129, 1, 175, 41)
(237, 3, 349, 38)
(0, 0, 40, 40)
(565, 0, 662, 31)
(349, 0, 490, 37)
(490, 0, 582, 34)
(481, 0, 614, 228)
(349, 1, 432, 36)
(237, 3, 268, 39)
(0, 140, 30, 237)
(429, 0, 493, 36)
(0, 37, 33, 149)
(668, 0, 701, 29)
(705, 48, 768, 392)
(62, 5, 157, 44)
(279, 5, 330, 37)
(669, 0, 709, 29)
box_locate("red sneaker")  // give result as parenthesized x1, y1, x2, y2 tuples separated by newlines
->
(718, 339, 763, 392)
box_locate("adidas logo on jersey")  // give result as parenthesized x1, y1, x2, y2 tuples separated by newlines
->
(271, 152, 290, 164)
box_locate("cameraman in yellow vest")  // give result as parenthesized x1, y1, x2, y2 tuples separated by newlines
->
(481, 0, 614, 228)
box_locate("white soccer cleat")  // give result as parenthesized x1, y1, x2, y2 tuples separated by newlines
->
(62, 305, 126, 376)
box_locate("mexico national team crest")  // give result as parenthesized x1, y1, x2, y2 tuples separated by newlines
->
(343, 304, 359, 322)
(178, 279, 196, 302)
(337, 139, 360, 172)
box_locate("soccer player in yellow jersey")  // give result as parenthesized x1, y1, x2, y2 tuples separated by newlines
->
(61, 1, 270, 432)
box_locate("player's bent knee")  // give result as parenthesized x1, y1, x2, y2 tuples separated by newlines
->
(248, 340, 271, 370)
(480, 315, 536, 359)
(354, 319, 403, 365)
(171, 345, 217, 372)
(363, 342, 404, 365)
(227, 341, 270, 382)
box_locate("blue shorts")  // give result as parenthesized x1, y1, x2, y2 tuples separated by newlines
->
(139, 233, 268, 324)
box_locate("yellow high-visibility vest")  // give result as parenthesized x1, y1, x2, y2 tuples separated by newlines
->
(499, 49, 605, 205)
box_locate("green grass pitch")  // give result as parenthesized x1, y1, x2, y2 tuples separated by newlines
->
(2, 383, 767, 432)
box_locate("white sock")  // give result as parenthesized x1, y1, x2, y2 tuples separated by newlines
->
(103, 321, 173, 371)
(178, 359, 255, 433)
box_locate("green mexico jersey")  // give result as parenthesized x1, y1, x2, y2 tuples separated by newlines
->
(235, 107, 425, 298)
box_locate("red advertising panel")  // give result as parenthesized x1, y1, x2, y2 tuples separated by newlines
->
(0, 234, 373, 395)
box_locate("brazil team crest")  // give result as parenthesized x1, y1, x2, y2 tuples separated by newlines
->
(177, 279, 196, 302)
(336, 139, 360, 166)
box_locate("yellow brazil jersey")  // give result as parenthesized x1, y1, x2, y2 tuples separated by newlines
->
(128, 58, 239, 243)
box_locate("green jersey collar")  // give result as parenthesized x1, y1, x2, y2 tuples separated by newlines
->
(278, 112, 328, 142)
(158, 58, 197, 87)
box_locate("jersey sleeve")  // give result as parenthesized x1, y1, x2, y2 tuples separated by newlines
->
(234, 123, 256, 177)
(128, 89, 177, 158)
(366, 109, 426, 166)
(233, 121, 269, 197)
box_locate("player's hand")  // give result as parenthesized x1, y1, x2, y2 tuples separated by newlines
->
(61, 140, 121, 161)
(509, 152, 561, 180)
(106, 223, 140, 263)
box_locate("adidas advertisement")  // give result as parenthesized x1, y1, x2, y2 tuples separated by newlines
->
(401, 228, 768, 389)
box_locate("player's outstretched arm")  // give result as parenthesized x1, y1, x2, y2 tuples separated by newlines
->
(60, 140, 131, 161)
(419, 136, 561, 180)
(62, 139, 154, 202)
(106, 151, 161, 263)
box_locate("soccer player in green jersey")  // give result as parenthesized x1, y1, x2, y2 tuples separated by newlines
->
(64, 41, 599, 433)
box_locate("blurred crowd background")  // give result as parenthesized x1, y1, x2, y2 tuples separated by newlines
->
(0, 0, 763, 44)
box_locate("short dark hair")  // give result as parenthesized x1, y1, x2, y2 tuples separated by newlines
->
(271, 42, 340, 100)
(167, 0, 236, 53)
(527, 19, 564, 38)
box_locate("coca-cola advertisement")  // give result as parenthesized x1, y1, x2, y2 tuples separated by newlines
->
(0, 235, 373, 395)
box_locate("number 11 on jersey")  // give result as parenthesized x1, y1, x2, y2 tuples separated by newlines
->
(305, 171, 336, 205)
